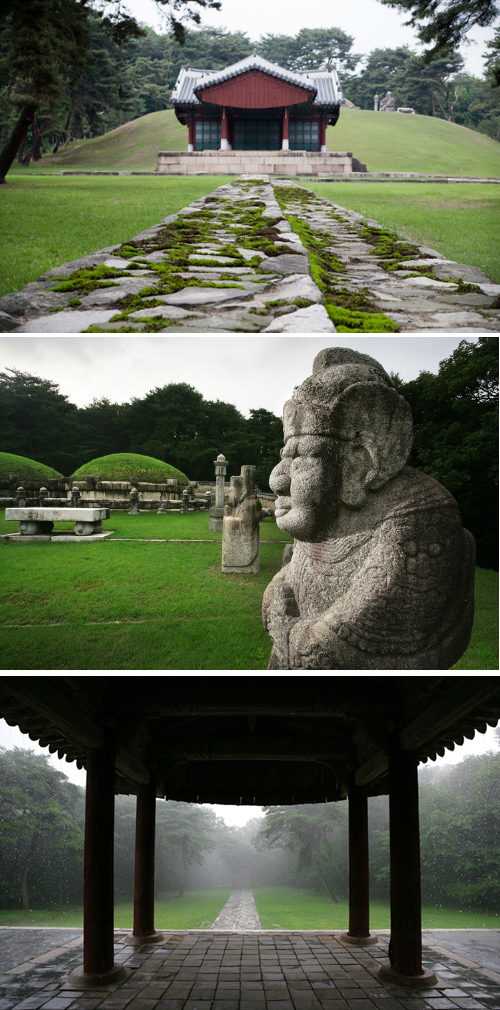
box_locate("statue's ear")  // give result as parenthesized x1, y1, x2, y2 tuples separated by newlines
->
(340, 442, 376, 508)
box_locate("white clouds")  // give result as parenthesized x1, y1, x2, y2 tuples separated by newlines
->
(0, 336, 475, 417)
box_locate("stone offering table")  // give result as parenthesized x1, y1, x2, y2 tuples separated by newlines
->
(5, 507, 110, 538)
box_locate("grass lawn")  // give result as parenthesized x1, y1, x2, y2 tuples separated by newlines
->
(252, 887, 500, 931)
(2, 887, 497, 931)
(0, 511, 495, 671)
(0, 510, 290, 670)
(302, 181, 500, 284)
(0, 889, 232, 929)
(0, 174, 231, 297)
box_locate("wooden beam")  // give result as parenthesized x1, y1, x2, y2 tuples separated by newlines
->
(115, 749, 150, 784)
(1, 678, 103, 750)
(399, 679, 500, 752)
(355, 750, 388, 786)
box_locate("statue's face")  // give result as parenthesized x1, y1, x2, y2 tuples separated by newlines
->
(269, 434, 342, 541)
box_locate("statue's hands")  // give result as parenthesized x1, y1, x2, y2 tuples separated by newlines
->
(288, 616, 339, 669)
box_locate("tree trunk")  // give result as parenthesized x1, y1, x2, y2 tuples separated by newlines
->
(0, 103, 38, 183)
(177, 842, 189, 897)
(313, 852, 338, 903)
(21, 831, 39, 910)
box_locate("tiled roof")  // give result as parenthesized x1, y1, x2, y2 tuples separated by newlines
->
(170, 55, 344, 107)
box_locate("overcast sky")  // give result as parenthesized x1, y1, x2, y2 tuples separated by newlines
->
(1, 705, 498, 825)
(0, 336, 475, 418)
(121, 0, 497, 78)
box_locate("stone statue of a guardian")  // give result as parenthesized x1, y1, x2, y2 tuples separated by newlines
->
(262, 347, 475, 670)
(222, 465, 260, 574)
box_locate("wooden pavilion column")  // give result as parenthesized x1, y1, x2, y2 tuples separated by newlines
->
(319, 114, 327, 152)
(67, 731, 128, 987)
(340, 773, 377, 946)
(377, 732, 437, 988)
(220, 106, 230, 150)
(282, 106, 289, 150)
(127, 772, 165, 945)
(188, 114, 195, 152)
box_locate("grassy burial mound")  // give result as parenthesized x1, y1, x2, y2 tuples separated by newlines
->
(333, 109, 500, 177)
(18, 107, 500, 177)
(71, 452, 189, 484)
(0, 452, 63, 483)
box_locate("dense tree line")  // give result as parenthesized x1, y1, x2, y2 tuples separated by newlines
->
(391, 337, 498, 569)
(2, 10, 500, 168)
(0, 368, 284, 489)
(1, 745, 499, 913)
(1, 337, 496, 561)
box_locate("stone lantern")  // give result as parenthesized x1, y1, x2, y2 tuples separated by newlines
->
(208, 453, 227, 531)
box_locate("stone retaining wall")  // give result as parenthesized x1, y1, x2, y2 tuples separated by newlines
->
(157, 150, 361, 176)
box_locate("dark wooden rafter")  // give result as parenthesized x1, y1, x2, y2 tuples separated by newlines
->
(0, 676, 499, 804)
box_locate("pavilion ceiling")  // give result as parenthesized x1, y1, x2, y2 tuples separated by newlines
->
(0, 676, 499, 804)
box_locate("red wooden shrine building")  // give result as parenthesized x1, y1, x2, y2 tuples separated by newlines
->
(1, 676, 499, 991)
(170, 54, 344, 153)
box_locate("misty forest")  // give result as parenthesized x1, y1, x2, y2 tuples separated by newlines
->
(0, 742, 499, 924)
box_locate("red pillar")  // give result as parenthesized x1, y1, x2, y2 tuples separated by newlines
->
(68, 732, 127, 986)
(377, 732, 437, 987)
(188, 115, 195, 152)
(130, 773, 164, 944)
(282, 106, 289, 150)
(342, 774, 377, 944)
(319, 114, 327, 151)
(220, 107, 229, 149)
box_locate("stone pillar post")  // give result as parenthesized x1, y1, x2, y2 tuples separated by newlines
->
(129, 487, 140, 515)
(71, 485, 80, 507)
(67, 732, 127, 987)
(188, 114, 195, 152)
(16, 486, 26, 507)
(320, 114, 327, 153)
(374, 94, 379, 112)
(181, 488, 190, 514)
(220, 107, 230, 150)
(126, 774, 165, 945)
(377, 732, 437, 988)
(340, 774, 377, 946)
(208, 453, 227, 531)
(282, 106, 289, 150)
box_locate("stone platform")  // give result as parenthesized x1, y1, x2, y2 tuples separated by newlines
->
(156, 151, 362, 176)
(0, 175, 498, 333)
(1, 926, 500, 1010)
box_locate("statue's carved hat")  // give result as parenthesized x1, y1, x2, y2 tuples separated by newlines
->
(283, 347, 413, 490)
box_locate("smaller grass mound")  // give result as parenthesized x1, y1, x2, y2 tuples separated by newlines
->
(0, 452, 63, 482)
(71, 453, 189, 484)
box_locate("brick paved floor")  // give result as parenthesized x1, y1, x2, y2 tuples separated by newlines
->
(1, 931, 499, 1010)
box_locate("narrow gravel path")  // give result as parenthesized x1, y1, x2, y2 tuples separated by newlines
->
(210, 888, 262, 930)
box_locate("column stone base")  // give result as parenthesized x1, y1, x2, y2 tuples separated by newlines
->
(377, 965, 438, 988)
(125, 930, 165, 946)
(209, 506, 225, 532)
(66, 964, 130, 988)
(339, 932, 379, 946)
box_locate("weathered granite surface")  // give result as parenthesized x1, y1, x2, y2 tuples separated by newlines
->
(222, 465, 260, 574)
(1, 175, 498, 332)
(262, 346, 476, 670)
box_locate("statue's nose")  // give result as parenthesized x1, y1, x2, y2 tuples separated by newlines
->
(270, 459, 291, 494)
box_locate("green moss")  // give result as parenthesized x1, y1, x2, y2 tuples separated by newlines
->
(274, 197, 398, 333)
(50, 265, 129, 294)
(71, 453, 189, 484)
(325, 303, 399, 332)
(68, 297, 81, 307)
(0, 452, 63, 482)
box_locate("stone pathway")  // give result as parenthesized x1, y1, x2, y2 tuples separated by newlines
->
(211, 890, 262, 931)
(1, 928, 500, 1010)
(0, 174, 498, 333)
